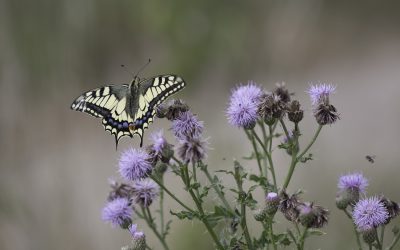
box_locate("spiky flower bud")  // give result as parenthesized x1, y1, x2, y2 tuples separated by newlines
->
(121, 246, 134, 250)
(147, 131, 174, 165)
(314, 102, 339, 125)
(279, 191, 301, 222)
(156, 99, 189, 120)
(361, 227, 377, 244)
(258, 93, 286, 120)
(129, 224, 146, 250)
(298, 203, 316, 228)
(380, 197, 400, 224)
(107, 179, 134, 201)
(265, 192, 280, 215)
(298, 202, 329, 228)
(287, 100, 304, 123)
(253, 208, 267, 221)
(273, 82, 291, 104)
(335, 193, 349, 210)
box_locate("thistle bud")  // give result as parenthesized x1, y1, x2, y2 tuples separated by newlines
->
(287, 100, 304, 123)
(313, 102, 339, 125)
(258, 93, 286, 120)
(273, 82, 291, 104)
(265, 192, 280, 215)
(298, 202, 329, 228)
(253, 208, 267, 221)
(380, 197, 400, 224)
(361, 227, 377, 244)
(129, 225, 146, 250)
(166, 99, 190, 121)
(335, 193, 349, 210)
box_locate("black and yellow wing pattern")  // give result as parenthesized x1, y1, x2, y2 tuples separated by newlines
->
(71, 75, 185, 147)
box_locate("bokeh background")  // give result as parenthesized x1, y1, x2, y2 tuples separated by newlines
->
(1, 1, 400, 249)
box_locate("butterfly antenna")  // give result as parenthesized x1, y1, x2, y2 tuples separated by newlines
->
(121, 64, 135, 79)
(134, 58, 152, 79)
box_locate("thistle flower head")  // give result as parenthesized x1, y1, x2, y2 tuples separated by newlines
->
(338, 172, 368, 194)
(279, 191, 302, 222)
(298, 202, 329, 228)
(287, 100, 304, 123)
(313, 102, 340, 125)
(380, 197, 400, 224)
(156, 99, 190, 120)
(273, 82, 291, 104)
(102, 197, 132, 228)
(177, 136, 207, 164)
(353, 196, 389, 231)
(128, 224, 146, 250)
(132, 179, 159, 207)
(227, 82, 263, 129)
(307, 83, 336, 105)
(147, 130, 173, 164)
(265, 192, 280, 215)
(172, 111, 204, 141)
(258, 93, 286, 121)
(119, 148, 153, 181)
(107, 178, 134, 201)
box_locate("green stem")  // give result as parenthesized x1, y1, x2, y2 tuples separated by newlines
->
(344, 209, 362, 250)
(386, 230, 400, 250)
(268, 219, 277, 250)
(245, 130, 264, 178)
(298, 227, 308, 250)
(181, 163, 225, 250)
(141, 207, 170, 250)
(150, 175, 194, 213)
(282, 125, 323, 190)
(296, 125, 323, 161)
(159, 176, 165, 237)
(251, 129, 277, 191)
(235, 165, 254, 250)
(369, 244, 373, 250)
(279, 119, 290, 139)
(201, 163, 233, 211)
(379, 226, 385, 250)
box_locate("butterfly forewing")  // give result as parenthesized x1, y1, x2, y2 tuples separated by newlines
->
(71, 75, 185, 148)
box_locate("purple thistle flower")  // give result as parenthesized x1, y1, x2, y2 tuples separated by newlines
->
(353, 196, 389, 231)
(307, 83, 336, 105)
(149, 130, 170, 155)
(227, 82, 263, 129)
(128, 224, 146, 250)
(101, 197, 132, 227)
(177, 136, 207, 163)
(338, 172, 368, 194)
(132, 179, 159, 207)
(119, 148, 152, 181)
(128, 224, 145, 239)
(172, 111, 204, 140)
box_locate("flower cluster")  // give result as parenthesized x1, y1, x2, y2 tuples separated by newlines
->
(337, 172, 399, 245)
(278, 191, 329, 228)
(157, 99, 207, 163)
(227, 81, 338, 130)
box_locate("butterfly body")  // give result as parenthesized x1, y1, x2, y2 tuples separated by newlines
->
(71, 75, 185, 147)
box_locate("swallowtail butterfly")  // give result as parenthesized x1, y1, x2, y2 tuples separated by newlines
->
(71, 75, 185, 147)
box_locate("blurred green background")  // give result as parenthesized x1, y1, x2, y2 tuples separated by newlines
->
(1, 0, 400, 249)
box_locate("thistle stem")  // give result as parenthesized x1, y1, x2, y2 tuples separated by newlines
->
(150, 175, 194, 213)
(200, 163, 233, 211)
(141, 207, 170, 250)
(282, 125, 322, 190)
(386, 230, 400, 250)
(159, 175, 165, 236)
(251, 129, 277, 191)
(343, 209, 362, 250)
(245, 129, 264, 178)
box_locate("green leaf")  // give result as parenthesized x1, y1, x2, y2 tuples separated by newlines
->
(299, 153, 313, 163)
(307, 228, 326, 237)
(170, 210, 198, 220)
